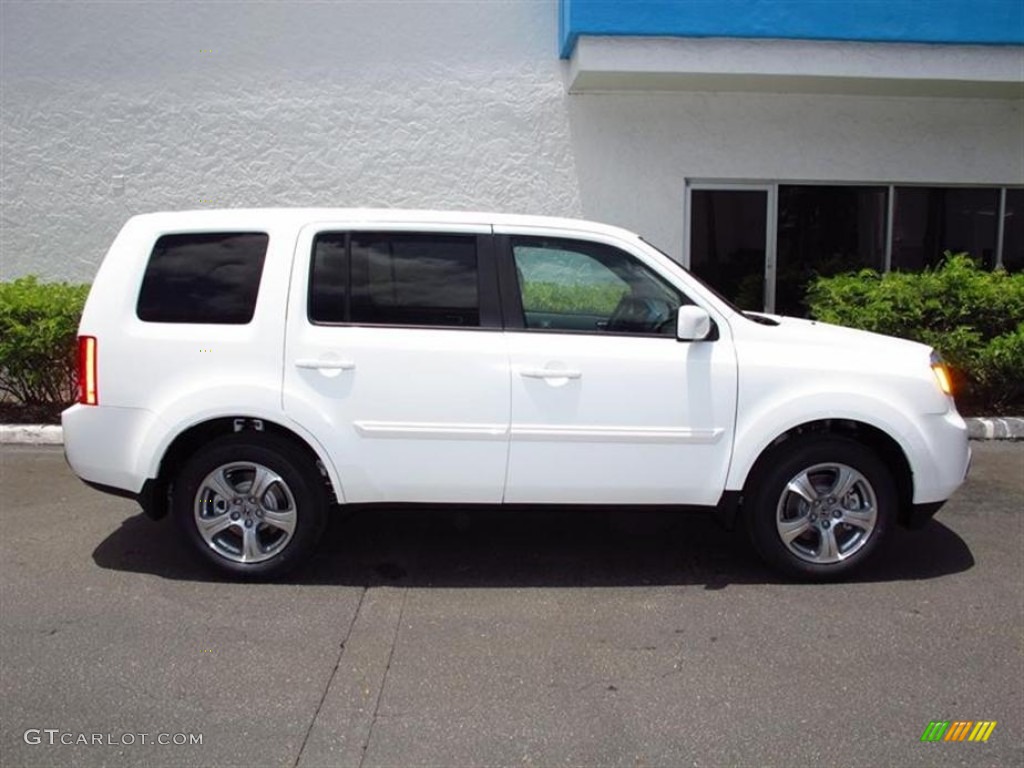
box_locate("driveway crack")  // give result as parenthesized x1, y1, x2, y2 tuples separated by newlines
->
(358, 588, 407, 768)
(293, 586, 367, 768)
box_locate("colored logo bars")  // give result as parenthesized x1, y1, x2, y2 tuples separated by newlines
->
(921, 721, 997, 742)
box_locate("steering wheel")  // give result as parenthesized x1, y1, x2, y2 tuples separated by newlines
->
(607, 296, 674, 334)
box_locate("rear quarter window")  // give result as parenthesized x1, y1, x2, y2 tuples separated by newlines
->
(136, 232, 269, 324)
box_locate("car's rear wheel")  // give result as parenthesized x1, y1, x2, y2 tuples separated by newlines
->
(173, 433, 327, 579)
(745, 436, 895, 580)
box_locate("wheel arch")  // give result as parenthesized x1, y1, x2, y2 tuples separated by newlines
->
(727, 419, 914, 529)
(140, 416, 343, 520)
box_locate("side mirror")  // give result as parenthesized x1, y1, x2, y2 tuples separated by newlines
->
(676, 305, 711, 341)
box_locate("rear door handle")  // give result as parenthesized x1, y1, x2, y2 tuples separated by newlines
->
(518, 367, 582, 380)
(295, 358, 356, 371)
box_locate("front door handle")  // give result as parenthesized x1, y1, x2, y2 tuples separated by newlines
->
(518, 367, 582, 380)
(295, 358, 356, 371)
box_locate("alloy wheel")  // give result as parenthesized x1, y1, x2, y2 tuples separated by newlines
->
(775, 462, 878, 564)
(193, 461, 298, 564)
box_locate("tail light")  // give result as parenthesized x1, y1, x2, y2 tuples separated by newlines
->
(78, 336, 98, 405)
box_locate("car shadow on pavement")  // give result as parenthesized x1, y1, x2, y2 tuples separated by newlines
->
(92, 505, 974, 587)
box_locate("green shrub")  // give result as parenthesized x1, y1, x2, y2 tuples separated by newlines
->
(975, 322, 1024, 407)
(806, 253, 1024, 412)
(0, 276, 89, 406)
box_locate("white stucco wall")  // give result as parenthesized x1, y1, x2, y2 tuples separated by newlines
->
(0, 1, 582, 281)
(1, 1, 1021, 280)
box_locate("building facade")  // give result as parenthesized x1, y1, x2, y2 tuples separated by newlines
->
(2, 0, 1021, 313)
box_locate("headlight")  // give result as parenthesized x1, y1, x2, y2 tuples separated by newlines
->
(930, 351, 953, 396)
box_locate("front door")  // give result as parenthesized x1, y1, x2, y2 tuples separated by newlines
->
(283, 223, 509, 504)
(497, 230, 737, 507)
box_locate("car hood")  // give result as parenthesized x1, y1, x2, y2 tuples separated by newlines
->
(742, 313, 932, 357)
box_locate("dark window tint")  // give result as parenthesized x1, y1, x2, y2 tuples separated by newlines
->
(776, 185, 887, 317)
(309, 233, 348, 323)
(689, 189, 768, 312)
(892, 187, 1000, 270)
(1002, 188, 1024, 273)
(309, 233, 479, 327)
(137, 232, 268, 324)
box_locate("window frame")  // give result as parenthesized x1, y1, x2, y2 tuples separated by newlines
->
(306, 230, 502, 331)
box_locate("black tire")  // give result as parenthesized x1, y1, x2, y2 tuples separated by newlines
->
(744, 436, 895, 581)
(173, 433, 328, 579)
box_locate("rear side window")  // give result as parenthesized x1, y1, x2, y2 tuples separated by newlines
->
(136, 232, 269, 324)
(310, 232, 480, 327)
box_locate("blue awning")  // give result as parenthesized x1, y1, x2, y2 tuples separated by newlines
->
(560, 1, 1024, 58)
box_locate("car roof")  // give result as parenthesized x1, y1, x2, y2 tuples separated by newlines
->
(127, 208, 641, 241)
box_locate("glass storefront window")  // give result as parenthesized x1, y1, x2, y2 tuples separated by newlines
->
(1002, 188, 1024, 273)
(689, 189, 768, 312)
(687, 182, 1018, 318)
(776, 185, 887, 317)
(892, 187, 1000, 270)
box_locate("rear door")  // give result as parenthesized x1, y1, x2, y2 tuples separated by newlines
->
(283, 222, 510, 503)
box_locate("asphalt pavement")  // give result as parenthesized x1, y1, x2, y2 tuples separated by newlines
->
(1, 443, 1021, 767)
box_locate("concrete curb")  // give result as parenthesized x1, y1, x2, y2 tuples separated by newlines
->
(0, 425, 64, 445)
(966, 417, 1024, 441)
(2, 418, 1022, 445)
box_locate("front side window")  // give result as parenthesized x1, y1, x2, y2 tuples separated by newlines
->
(310, 232, 480, 327)
(136, 232, 269, 324)
(511, 237, 683, 335)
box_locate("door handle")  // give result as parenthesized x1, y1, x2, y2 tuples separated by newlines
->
(295, 358, 356, 371)
(518, 367, 582, 380)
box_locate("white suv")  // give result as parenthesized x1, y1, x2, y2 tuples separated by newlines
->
(62, 209, 970, 580)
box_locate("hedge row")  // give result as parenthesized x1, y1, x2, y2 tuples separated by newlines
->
(0, 276, 88, 408)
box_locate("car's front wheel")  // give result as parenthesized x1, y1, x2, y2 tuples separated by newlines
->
(745, 436, 895, 580)
(173, 433, 328, 579)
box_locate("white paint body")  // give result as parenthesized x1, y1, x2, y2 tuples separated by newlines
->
(63, 209, 970, 514)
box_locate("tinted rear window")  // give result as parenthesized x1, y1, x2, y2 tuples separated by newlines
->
(136, 232, 269, 324)
(310, 232, 480, 327)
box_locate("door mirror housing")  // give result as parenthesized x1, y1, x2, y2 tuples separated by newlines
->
(676, 305, 712, 341)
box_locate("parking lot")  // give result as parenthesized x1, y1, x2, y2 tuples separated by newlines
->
(1, 442, 1021, 767)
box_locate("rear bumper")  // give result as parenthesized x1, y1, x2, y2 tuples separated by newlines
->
(62, 403, 157, 494)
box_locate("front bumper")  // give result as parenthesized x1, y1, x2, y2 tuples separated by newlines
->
(910, 409, 971, 505)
